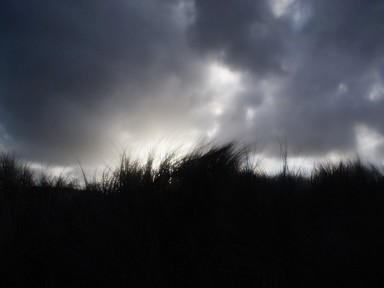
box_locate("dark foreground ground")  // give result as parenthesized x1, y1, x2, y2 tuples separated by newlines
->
(1, 144, 384, 287)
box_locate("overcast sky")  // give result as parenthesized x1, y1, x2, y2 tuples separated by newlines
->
(1, 0, 384, 172)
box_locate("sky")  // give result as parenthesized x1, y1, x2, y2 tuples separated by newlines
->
(1, 0, 384, 176)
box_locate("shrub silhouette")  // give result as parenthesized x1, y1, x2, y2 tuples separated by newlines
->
(1, 144, 384, 287)
(0, 152, 34, 197)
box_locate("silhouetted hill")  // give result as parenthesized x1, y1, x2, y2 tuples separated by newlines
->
(1, 144, 384, 287)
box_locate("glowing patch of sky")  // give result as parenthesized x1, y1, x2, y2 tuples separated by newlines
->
(29, 162, 79, 183)
(269, 0, 311, 30)
(366, 70, 384, 102)
(270, 0, 295, 17)
(78, 60, 244, 178)
(355, 124, 384, 164)
(206, 61, 242, 111)
(205, 61, 242, 137)
(247, 152, 320, 177)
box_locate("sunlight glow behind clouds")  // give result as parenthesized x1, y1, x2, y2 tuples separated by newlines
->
(112, 61, 242, 161)
(1, 0, 384, 175)
(269, 0, 311, 30)
(206, 61, 242, 116)
(270, 0, 295, 17)
(367, 73, 384, 102)
(355, 125, 384, 164)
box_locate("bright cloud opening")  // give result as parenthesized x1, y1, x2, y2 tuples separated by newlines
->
(355, 124, 384, 163)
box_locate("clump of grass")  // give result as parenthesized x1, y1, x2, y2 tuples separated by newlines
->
(0, 152, 33, 193)
(1, 143, 384, 287)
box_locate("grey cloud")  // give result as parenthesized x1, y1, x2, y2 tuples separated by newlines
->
(189, 0, 291, 75)
(1, 0, 384, 166)
(189, 0, 384, 157)
(0, 0, 206, 163)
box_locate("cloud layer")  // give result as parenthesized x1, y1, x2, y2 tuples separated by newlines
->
(1, 0, 384, 166)
(190, 0, 384, 157)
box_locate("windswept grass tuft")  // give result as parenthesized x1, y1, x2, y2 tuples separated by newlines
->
(0, 152, 34, 194)
(1, 143, 384, 287)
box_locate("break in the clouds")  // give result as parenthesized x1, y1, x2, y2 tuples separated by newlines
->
(1, 0, 384, 167)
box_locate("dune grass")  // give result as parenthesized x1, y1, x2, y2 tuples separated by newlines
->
(1, 143, 384, 287)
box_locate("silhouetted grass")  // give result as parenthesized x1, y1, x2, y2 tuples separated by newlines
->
(1, 145, 384, 287)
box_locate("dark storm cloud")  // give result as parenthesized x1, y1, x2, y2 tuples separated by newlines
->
(189, 0, 384, 157)
(189, 0, 289, 75)
(1, 0, 384, 166)
(0, 0, 204, 163)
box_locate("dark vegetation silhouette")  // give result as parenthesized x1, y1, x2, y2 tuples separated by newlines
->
(1, 143, 384, 287)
